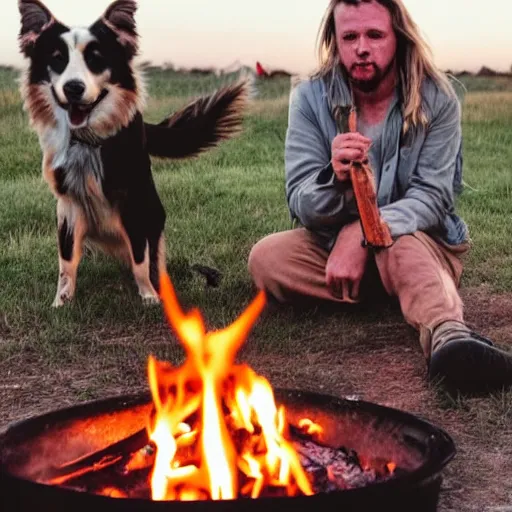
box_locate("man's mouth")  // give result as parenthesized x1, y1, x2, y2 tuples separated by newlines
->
(353, 62, 375, 70)
(53, 89, 109, 127)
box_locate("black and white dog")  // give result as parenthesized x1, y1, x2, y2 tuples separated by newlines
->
(17, 0, 249, 306)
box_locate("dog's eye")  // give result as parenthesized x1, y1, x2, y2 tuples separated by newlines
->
(51, 49, 64, 61)
(49, 48, 67, 73)
(85, 46, 107, 74)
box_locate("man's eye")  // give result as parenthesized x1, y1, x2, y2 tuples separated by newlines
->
(368, 31, 384, 39)
(343, 34, 357, 42)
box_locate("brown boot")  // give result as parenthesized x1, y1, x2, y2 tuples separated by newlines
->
(428, 321, 512, 395)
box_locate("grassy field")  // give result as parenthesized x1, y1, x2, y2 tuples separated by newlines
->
(0, 66, 511, 510)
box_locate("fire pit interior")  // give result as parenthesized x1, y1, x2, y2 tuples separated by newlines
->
(0, 273, 456, 511)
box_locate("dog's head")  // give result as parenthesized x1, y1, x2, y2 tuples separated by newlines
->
(18, 0, 145, 137)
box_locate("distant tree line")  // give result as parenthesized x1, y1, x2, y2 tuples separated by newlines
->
(1, 62, 511, 78)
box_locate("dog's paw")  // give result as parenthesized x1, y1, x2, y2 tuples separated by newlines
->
(141, 294, 160, 306)
(52, 292, 73, 308)
(53, 274, 75, 308)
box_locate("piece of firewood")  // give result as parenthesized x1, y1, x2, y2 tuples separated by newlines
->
(42, 428, 149, 485)
(332, 106, 393, 249)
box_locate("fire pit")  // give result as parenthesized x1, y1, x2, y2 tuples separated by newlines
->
(0, 273, 456, 511)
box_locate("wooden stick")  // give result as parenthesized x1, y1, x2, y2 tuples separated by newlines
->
(42, 428, 149, 485)
(333, 106, 393, 249)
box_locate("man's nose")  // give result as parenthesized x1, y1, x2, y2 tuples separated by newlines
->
(356, 36, 370, 57)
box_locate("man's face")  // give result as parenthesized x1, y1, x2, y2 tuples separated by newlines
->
(334, 1, 397, 92)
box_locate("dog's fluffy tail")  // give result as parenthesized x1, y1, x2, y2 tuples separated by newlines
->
(144, 78, 252, 159)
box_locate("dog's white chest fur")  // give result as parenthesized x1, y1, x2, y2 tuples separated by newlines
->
(38, 115, 128, 259)
(63, 141, 104, 196)
(38, 110, 101, 208)
(58, 138, 107, 226)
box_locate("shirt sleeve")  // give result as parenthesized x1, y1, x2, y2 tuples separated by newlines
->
(380, 94, 462, 238)
(285, 83, 352, 230)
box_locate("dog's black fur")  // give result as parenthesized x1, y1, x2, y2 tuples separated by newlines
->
(18, 0, 249, 306)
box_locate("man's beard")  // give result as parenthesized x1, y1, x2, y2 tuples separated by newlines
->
(346, 58, 396, 93)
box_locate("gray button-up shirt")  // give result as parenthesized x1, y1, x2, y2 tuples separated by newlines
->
(285, 74, 468, 250)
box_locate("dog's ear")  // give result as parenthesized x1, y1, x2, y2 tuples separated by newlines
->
(102, 0, 138, 57)
(18, 0, 55, 56)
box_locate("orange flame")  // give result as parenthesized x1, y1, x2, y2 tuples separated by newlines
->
(298, 418, 324, 437)
(146, 272, 313, 500)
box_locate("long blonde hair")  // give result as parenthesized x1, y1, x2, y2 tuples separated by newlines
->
(314, 0, 457, 133)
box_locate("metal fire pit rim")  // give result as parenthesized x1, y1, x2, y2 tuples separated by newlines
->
(0, 388, 456, 504)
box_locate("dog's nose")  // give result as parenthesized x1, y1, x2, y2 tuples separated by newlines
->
(63, 80, 85, 103)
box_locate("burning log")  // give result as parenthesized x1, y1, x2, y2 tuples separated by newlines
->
(34, 423, 397, 499)
(44, 428, 150, 485)
(294, 440, 389, 491)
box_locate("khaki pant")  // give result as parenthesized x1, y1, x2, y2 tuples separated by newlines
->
(248, 228, 470, 359)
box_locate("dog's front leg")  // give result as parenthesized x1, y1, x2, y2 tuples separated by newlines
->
(129, 238, 160, 304)
(148, 232, 167, 295)
(133, 241, 160, 305)
(121, 218, 160, 304)
(53, 200, 87, 307)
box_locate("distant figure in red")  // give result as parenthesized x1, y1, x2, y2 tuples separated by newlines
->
(256, 61, 268, 77)
(256, 61, 291, 79)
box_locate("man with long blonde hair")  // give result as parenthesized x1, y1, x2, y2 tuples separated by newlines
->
(248, 0, 512, 394)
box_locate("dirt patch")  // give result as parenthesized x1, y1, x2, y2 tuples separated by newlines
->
(0, 285, 511, 511)
(250, 348, 512, 512)
(463, 284, 512, 345)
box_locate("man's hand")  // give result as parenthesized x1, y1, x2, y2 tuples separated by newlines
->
(331, 132, 372, 182)
(326, 221, 368, 302)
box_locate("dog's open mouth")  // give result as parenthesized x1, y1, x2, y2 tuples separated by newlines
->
(54, 89, 109, 127)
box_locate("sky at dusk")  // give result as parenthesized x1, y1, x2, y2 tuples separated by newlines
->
(2, 0, 511, 74)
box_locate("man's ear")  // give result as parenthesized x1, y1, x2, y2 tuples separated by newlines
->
(18, 0, 55, 56)
(101, 0, 138, 57)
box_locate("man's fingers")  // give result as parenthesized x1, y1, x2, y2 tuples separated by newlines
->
(342, 280, 350, 301)
(343, 140, 371, 150)
(326, 271, 343, 298)
(337, 133, 372, 144)
(351, 278, 361, 300)
(326, 272, 361, 304)
(333, 140, 370, 153)
(333, 148, 363, 162)
(342, 280, 359, 304)
(333, 169, 351, 182)
(326, 272, 335, 293)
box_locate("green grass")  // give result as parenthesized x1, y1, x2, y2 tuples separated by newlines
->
(1, 67, 511, 512)
(0, 68, 511, 356)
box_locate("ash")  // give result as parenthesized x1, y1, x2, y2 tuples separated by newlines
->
(292, 438, 393, 492)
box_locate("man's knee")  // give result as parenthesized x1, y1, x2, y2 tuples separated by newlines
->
(374, 234, 424, 294)
(248, 233, 284, 289)
(248, 229, 313, 293)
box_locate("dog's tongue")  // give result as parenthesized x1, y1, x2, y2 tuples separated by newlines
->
(69, 105, 88, 127)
